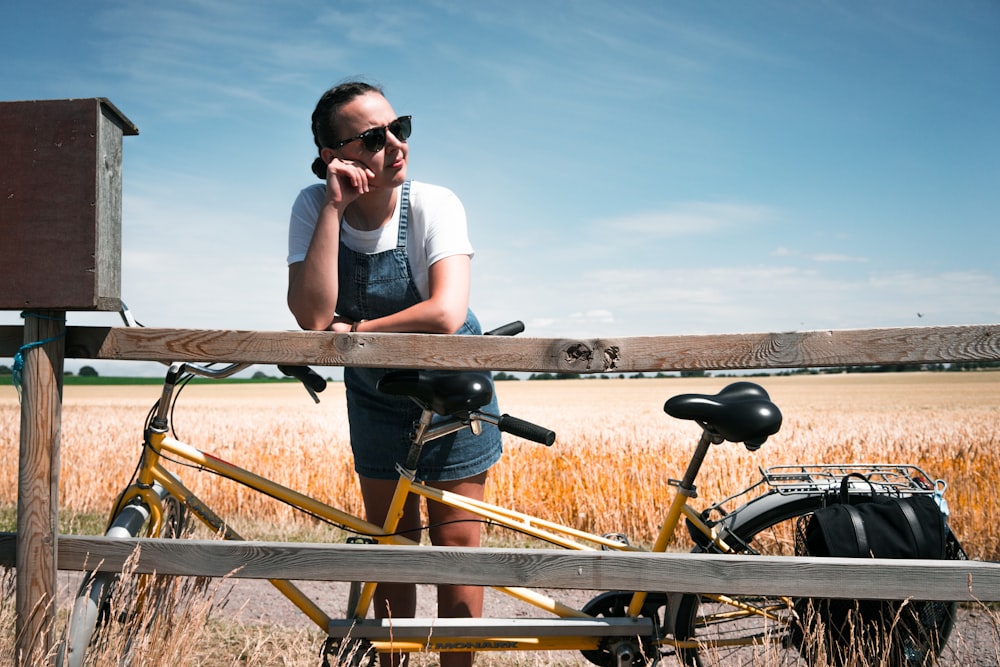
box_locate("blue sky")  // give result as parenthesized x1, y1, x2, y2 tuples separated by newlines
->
(2, 1, 998, 376)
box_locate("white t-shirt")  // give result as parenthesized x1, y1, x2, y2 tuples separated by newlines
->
(287, 180, 474, 300)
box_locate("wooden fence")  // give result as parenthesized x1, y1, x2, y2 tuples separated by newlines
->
(3, 322, 1000, 665)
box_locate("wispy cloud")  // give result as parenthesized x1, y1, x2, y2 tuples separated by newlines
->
(90, 2, 355, 119)
(568, 309, 615, 324)
(600, 202, 775, 238)
(812, 253, 868, 263)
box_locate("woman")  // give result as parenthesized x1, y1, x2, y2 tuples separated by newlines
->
(286, 81, 502, 667)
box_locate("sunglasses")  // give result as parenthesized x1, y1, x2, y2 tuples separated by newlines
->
(330, 116, 412, 153)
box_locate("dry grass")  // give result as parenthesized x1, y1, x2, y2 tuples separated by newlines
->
(0, 553, 332, 667)
(2, 371, 999, 665)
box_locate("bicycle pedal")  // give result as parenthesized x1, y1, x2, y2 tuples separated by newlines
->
(601, 533, 631, 550)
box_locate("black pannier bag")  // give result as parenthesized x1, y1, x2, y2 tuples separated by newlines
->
(793, 473, 960, 667)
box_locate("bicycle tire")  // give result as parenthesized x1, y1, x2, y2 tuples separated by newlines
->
(57, 484, 188, 667)
(672, 490, 961, 667)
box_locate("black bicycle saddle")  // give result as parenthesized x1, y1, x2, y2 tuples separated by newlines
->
(664, 381, 782, 448)
(377, 370, 494, 416)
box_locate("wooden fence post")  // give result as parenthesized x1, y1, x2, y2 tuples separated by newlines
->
(15, 311, 66, 666)
(2, 96, 135, 665)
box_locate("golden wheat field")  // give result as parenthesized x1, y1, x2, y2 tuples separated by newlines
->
(1, 371, 998, 559)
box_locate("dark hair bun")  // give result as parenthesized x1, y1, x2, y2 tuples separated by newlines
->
(311, 157, 327, 180)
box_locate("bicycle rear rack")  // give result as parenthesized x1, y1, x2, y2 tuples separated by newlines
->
(760, 463, 942, 496)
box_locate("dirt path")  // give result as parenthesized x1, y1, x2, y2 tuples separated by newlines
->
(212, 578, 595, 628)
(209, 578, 1000, 666)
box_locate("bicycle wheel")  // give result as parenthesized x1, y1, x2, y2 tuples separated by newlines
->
(57, 484, 188, 667)
(673, 491, 961, 667)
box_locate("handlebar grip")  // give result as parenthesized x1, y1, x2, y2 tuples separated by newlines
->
(497, 414, 556, 446)
(485, 321, 525, 337)
(277, 365, 327, 394)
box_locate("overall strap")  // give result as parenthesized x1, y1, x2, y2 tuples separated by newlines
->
(396, 180, 412, 249)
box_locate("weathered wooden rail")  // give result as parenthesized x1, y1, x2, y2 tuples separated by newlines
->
(4, 322, 999, 372)
(1, 535, 999, 603)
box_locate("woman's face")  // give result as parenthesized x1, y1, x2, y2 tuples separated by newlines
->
(326, 91, 408, 189)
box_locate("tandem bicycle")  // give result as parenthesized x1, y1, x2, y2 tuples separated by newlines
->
(57, 324, 965, 667)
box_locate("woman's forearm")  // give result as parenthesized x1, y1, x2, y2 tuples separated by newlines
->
(287, 204, 343, 330)
(357, 298, 467, 334)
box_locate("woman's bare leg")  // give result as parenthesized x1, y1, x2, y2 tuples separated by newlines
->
(428, 472, 489, 667)
(359, 476, 422, 667)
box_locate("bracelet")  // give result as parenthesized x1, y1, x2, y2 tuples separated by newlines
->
(351, 319, 366, 333)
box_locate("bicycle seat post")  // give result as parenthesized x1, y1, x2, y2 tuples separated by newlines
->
(678, 429, 718, 494)
(402, 409, 435, 472)
(627, 427, 717, 618)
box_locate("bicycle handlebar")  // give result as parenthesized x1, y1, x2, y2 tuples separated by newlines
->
(172, 362, 250, 380)
(496, 413, 556, 446)
(278, 364, 327, 394)
(485, 320, 525, 337)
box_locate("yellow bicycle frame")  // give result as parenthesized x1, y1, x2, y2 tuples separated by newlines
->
(109, 422, 789, 658)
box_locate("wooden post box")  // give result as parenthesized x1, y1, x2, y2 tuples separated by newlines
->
(0, 98, 138, 310)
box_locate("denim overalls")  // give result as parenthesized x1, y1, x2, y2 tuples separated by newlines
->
(336, 180, 502, 481)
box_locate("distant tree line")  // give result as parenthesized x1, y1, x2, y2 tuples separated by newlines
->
(772, 361, 1000, 375)
(492, 362, 1000, 381)
(0, 365, 100, 377)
